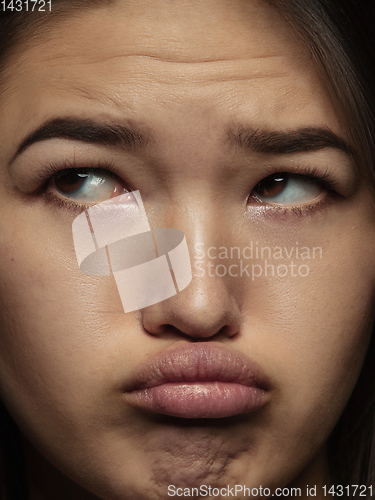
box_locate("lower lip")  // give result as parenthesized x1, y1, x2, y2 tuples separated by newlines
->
(127, 382, 267, 418)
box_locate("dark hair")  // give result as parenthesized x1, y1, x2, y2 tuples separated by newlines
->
(268, 0, 375, 196)
(265, 1, 375, 489)
(0, 0, 374, 498)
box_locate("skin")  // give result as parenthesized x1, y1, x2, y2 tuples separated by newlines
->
(0, 0, 374, 498)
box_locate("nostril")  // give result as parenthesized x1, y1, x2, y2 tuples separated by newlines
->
(142, 295, 241, 341)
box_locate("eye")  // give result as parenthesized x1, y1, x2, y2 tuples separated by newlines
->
(251, 173, 324, 205)
(49, 169, 127, 204)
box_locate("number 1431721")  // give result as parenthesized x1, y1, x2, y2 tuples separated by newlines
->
(1, 1, 52, 11)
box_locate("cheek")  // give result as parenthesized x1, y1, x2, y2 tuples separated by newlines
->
(242, 222, 375, 459)
(0, 207, 132, 450)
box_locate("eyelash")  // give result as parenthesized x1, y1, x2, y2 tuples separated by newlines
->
(248, 165, 339, 217)
(34, 159, 126, 214)
(34, 160, 339, 217)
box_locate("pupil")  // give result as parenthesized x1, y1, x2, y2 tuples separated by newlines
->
(258, 175, 287, 197)
(55, 173, 88, 194)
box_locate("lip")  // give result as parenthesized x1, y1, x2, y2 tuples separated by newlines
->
(124, 343, 270, 419)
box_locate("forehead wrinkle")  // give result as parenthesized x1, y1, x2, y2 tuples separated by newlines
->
(30, 11, 295, 64)
(42, 72, 291, 116)
(40, 47, 288, 65)
(38, 43, 294, 66)
(11, 55, 294, 119)
(60, 83, 129, 111)
(36, 56, 290, 91)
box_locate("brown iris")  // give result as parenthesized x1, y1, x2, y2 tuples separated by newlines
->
(254, 175, 288, 198)
(53, 172, 89, 194)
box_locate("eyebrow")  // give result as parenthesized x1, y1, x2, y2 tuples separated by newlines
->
(12, 117, 149, 162)
(228, 127, 354, 156)
(12, 117, 354, 164)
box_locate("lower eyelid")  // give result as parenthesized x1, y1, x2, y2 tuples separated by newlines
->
(247, 191, 334, 218)
(43, 191, 91, 214)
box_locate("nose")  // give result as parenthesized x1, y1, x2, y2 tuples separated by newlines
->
(141, 188, 243, 341)
(141, 256, 241, 341)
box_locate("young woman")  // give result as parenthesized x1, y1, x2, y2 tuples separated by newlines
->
(0, 0, 374, 498)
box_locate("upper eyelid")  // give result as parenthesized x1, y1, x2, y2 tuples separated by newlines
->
(253, 169, 339, 191)
(33, 160, 124, 185)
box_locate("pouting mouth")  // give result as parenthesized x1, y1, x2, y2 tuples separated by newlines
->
(124, 342, 270, 393)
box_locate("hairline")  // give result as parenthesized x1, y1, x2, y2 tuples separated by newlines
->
(0, 0, 114, 99)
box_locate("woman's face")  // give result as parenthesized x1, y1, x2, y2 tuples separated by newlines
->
(0, 0, 374, 498)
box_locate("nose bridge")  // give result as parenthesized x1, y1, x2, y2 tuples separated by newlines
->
(159, 190, 234, 280)
(141, 195, 244, 339)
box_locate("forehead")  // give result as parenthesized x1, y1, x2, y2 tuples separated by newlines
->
(1, 0, 341, 145)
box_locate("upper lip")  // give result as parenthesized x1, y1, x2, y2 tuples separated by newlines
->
(125, 342, 270, 392)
